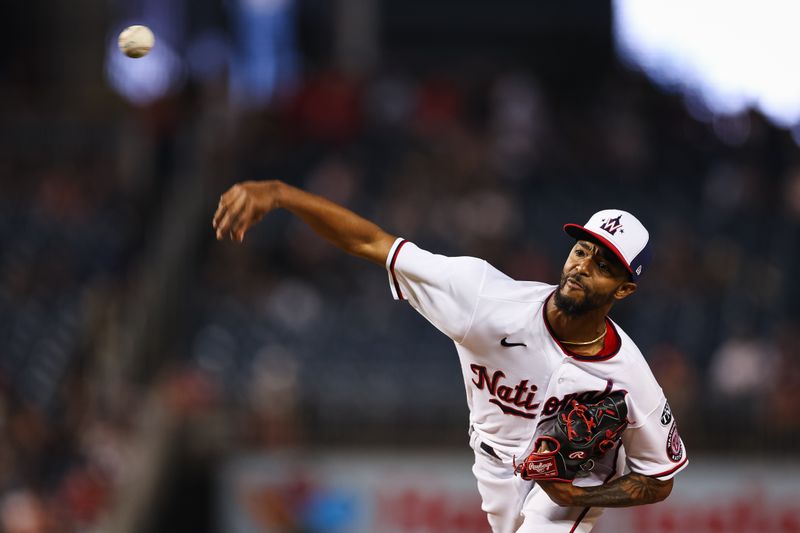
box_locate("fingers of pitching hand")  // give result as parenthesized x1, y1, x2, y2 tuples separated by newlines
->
(225, 193, 251, 238)
(232, 210, 250, 242)
(213, 203, 228, 239)
(214, 187, 246, 239)
(213, 206, 230, 238)
(213, 197, 226, 230)
(211, 200, 227, 235)
(213, 187, 238, 236)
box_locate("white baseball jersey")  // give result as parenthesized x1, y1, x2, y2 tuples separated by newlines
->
(386, 238, 688, 532)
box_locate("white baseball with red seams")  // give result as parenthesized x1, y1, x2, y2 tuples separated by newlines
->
(386, 237, 687, 533)
(118, 25, 155, 58)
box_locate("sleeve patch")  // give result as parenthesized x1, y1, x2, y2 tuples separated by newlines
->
(660, 402, 673, 426)
(667, 423, 683, 463)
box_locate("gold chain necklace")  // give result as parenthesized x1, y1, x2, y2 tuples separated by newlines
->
(559, 328, 607, 346)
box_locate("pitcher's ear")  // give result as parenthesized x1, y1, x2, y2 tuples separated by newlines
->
(614, 281, 637, 301)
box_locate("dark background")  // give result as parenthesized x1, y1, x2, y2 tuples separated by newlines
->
(1, 0, 798, 531)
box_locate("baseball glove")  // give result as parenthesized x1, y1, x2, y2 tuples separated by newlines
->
(514, 390, 629, 482)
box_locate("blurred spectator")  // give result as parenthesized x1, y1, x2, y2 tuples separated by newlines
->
(488, 72, 548, 181)
(708, 333, 778, 401)
(765, 323, 800, 436)
(0, 489, 55, 533)
(647, 344, 700, 429)
(783, 164, 800, 220)
(285, 70, 362, 143)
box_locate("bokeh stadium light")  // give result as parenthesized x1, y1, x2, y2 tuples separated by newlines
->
(614, 0, 800, 142)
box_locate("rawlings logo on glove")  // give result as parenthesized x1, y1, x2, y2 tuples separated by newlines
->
(514, 390, 629, 482)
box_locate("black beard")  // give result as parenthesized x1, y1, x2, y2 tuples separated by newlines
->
(554, 275, 614, 316)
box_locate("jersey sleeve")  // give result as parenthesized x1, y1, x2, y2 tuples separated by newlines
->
(386, 238, 487, 343)
(622, 397, 688, 480)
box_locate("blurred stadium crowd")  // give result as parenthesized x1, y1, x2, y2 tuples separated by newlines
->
(2, 3, 800, 533)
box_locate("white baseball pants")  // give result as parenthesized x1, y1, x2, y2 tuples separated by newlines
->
(469, 430, 604, 533)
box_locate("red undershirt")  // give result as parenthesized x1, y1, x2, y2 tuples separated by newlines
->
(543, 294, 622, 361)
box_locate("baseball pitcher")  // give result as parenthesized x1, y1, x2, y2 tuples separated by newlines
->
(213, 180, 687, 533)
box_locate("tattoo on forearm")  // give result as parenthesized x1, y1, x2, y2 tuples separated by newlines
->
(572, 473, 672, 508)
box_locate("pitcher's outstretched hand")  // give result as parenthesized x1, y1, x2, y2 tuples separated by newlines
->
(213, 180, 279, 242)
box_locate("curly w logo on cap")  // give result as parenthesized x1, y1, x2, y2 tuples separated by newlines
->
(599, 215, 624, 236)
(564, 209, 651, 280)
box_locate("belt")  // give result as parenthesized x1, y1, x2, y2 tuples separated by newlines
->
(480, 441, 501, 460)
(470, 425, 502, 461)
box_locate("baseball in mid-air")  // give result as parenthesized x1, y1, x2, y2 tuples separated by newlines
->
(118, 25, 155, 58)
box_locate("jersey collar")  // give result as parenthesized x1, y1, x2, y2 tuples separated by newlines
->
(542, 292, 622, 362)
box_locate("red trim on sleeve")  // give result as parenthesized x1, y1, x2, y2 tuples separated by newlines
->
(648, 456, 688, 479)
(390, 239, 409, 300)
